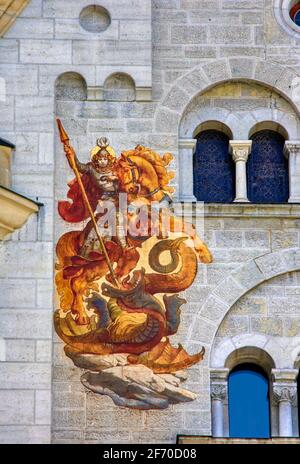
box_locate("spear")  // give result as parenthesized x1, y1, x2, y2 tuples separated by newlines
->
(56, 118, 120, 288)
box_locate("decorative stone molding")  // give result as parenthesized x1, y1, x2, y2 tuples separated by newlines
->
(211, 384, 227, 401)
(284, 141, 300, 203)
(0, 186, 41, 240)
(177, 139, 197, 202)
(230, 141, 252, 203)
(0, 0, 30, 37)
(273, 386, 297, 405)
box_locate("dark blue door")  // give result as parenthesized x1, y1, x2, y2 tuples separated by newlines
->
(229, 363, 270, 438)
(247, 130, 288, 203)
(193, 130, 234, 202)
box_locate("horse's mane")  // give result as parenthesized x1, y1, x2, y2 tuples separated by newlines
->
(121, 145, 175, 194)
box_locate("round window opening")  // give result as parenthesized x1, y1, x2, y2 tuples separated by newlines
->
(290, 2, 300, 26)
(79, 5, 111, 33)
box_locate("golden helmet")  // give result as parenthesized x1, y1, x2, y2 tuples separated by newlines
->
(90, 137, 116, 160)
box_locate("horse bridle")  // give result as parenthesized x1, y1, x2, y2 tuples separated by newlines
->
(123, 156, 163, 198)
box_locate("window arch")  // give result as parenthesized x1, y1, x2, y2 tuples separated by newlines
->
(247, 129, 289, 203)
(193, 129, 235, 202)
(228, 363, 271, 438)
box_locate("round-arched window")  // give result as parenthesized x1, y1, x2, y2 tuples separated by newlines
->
(193, 129, 234, 203)
(228, 363, 271, 438)
(247, 129, 289, 204)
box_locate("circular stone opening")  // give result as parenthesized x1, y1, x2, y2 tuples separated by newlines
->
(79, 5, 111, 33)
(290, 2, 300, 26)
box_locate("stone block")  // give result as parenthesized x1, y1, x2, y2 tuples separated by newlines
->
(13, 171, 53, 198)
(250, 317, 283, 336)
(52, 409, 85, 429)
(282, 319, 300, 337)
(15, 96, 54, 131)
(0, 363, 51, 389)
(0, 310, 52, 340)
(222, 0, 264, 8)
(207, 264, 237, 286)
(44, 0, 151, 20)
(0, 65, 38, 96)
(0, 278, 36, 308)
(55, 19, 119, 40)
(0, 39, 19, 63)
(171, 25, 207, 44)
(6, 19, 54, 39)
(20, 40, 72, 64)
(14, 132, 39, 164)
(0, 242, 52, 278)
(53, 391, 85, 409)
(35, 390, 51, 425)
(210, 26, 252, 44)
(184, 46, 217, 59)
(36, 279, 53, 309)
(5, 339, 35, 362)
(202, 59, 231, 82)
(190, 317, 217, 344)
(21, 0, 43, 17)
(120, 20, 151, 41)
(244, 230, 270, 248)
(0, 390, 35, 425)
(211, 338, 236, 367)
(184, 409, 211, 430)
(73, 41, 151, 66)
(230, 296, 268, 315)
(155, 108, 179, 133)
(0, 425, 50, 444)
(229, 58, 255, 78)
(36, 340, 52, 363)
(269, 297, 300, 315)
(217, 315, 249, 337)
(84, 429, 131, 444)
(271, 231, 299, 250)
(200, 296, 229, 323)
(86, 400, 143, 429)
(241, 12, 263, 24)
(215, 230, 243, 248)
(144, 410, 183, 429)
(0, 96, 14, 131)
(162, 85, 190, 111)
(230, 260, 265, 290)
(255, 251, 290, 279)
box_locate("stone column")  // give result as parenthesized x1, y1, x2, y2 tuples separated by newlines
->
(284, 141, 300, 203)
(210, 368, 229, 437)
(229, 140, 252, 203)
(178, 139, 197, 202)
(272, 369, 298, 437)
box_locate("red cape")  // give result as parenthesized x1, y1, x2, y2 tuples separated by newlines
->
(58, 173, 102, 223)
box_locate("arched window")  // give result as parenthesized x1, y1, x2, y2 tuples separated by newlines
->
(193, 129, 234, 202)
(247, 129, 289, 203)
(228, 363, 271, 438)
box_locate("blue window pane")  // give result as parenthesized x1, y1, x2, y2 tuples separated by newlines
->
(229, 363, 270, 438)
(295, 10, 300, 26)
(193, 130, 234, 203)
(247, 129, 288, 203)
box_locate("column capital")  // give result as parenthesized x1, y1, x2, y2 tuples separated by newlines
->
(284, 140, 300, 158)
(211, 383, 227, 401)
(273, 385, 297, 405)
(229, 140, 252, 163)
(179, 138, 197, 151)
(271, 368, 299, 383)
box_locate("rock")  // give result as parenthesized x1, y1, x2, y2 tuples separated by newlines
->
(80, 364, 197, 410)
(65, 346, 128, 371)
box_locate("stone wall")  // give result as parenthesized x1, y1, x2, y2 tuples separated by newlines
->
(0, 0, 300, 444)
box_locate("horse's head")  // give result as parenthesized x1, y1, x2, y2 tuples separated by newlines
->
(115, 153, 141, 195)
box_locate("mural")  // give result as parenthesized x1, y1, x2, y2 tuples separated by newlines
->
(54, 119, 213, 409)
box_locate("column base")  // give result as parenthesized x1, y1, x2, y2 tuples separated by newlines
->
(288, 197, 300, 203)
(234, 198, 250, 203)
